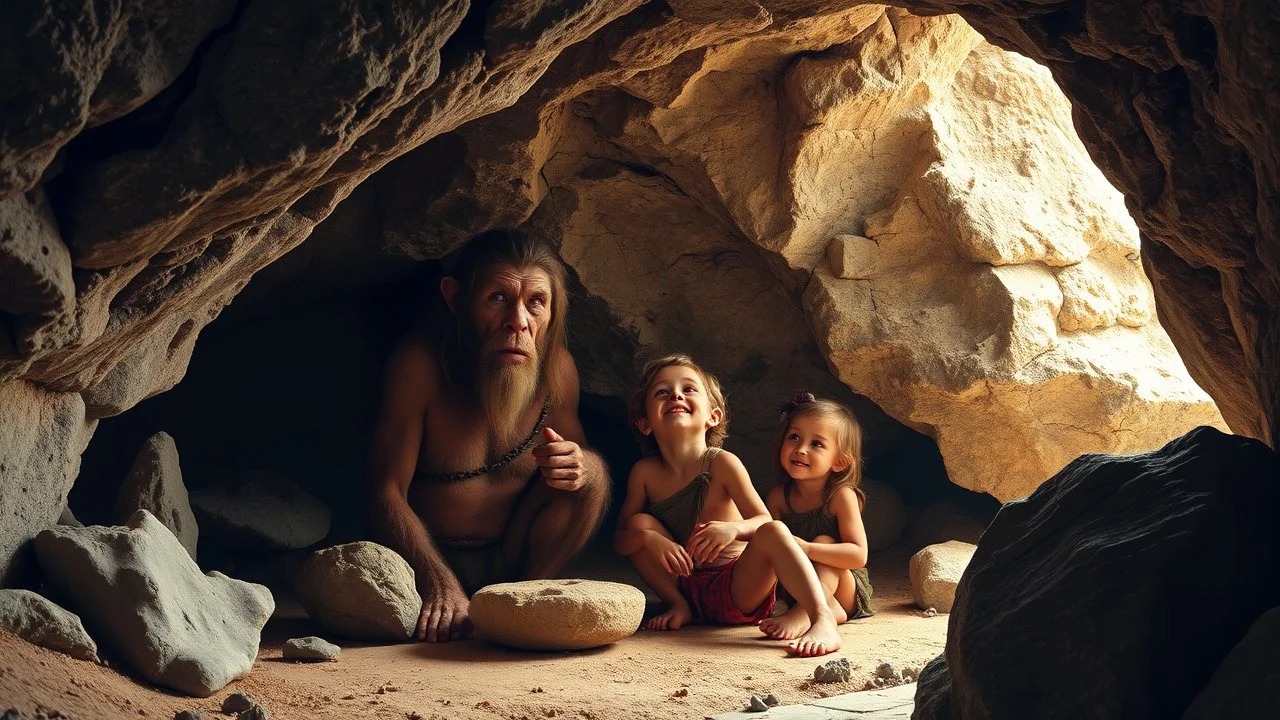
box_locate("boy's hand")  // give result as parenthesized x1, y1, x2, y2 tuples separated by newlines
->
(532, 426, 585, 490)
(794, 537, 811, 557)
(687, 521, 737, 566)
(646, 532, 693, 576)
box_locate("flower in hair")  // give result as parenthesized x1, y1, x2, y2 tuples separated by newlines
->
(781, 390, 817, 414)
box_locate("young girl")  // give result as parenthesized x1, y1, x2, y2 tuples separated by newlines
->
(613, 355, 841, 657)
(759, 391, 874, 641)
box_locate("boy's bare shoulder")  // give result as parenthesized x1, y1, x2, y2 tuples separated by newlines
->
(630, 456, 665, 481)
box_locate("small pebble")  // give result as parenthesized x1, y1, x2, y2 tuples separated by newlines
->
(221, 693, 256, 714)
(174, 712, 205, 720)
(875, 662, 901, 681)
(283, 637, 340, 662)
(747, 695, 769, 712)
(813, 657, 852, 684)
(237, 707, 268, 720)
(672, 689, 688, 698)
(2, 711, 24, 720)
(925, 607, 938, 617)
(763, 693, 780, 706)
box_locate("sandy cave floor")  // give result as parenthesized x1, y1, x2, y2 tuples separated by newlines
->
(1, 545, 946, 720)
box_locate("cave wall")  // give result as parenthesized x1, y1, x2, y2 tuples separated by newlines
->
(1, 0, 1275, 584)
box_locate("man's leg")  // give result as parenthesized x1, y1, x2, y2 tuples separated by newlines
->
(502, 473, 609, 581)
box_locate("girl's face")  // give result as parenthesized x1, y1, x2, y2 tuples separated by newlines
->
(780, 414, 847, 482)
(637, 365, 721, 441)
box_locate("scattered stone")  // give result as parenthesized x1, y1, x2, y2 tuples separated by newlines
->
(862, 680, 877, 691)
(925, 607, 938, 618)
(873, 677, 885, 687)
(902, 666, 919, 682)
(0, 589, 98, 661)
(763, 693, 780, 706)
(33, 511, 274, 697)
(236, 707, 268, 720)
(191, 473, 330, 552)
(672, 688, 688, 698)
(470, 579, 645, 651)
(909, 540, 976, 613)
(746, 695, 768, 712)
(115, 432, 198, 560)
(876, 662, 902, 681)
(813, 657, 852, 683)
(282, 636, 340, 662)
(174, 711, 204, 720)
(2, 710, 25, 720)
(295, 542, 420, 641)
(221, 693, 256, 714)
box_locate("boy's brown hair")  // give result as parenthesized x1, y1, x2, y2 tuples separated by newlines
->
(628, 354, 729, 454)
(773, 391, 865, 508)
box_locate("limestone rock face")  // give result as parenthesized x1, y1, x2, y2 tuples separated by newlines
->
(908, 541, 975, 613)
(191, 473, 330, 552)
(0, 588, 98, 662)
(32, 510, 274, 697)
(470, 579, 645, 651)
(295, 541, 421, 641)
(921, 427, 1280, 719)
(115, 432, 198, 559)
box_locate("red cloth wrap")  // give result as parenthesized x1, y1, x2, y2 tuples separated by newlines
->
(679, 555, 776, 625)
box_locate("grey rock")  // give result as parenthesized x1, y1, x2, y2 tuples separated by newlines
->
(295, 542, 420, 641)
(813, 657, 852, 683)
(33, 510, 274, 697)
(191, 473, 330, 552)
(56, 505, 81, 528)
(174, 711, 205, 720)
(282, 636, 340, 662)
(933, 427, 1280, 719)
(762, 692, 780, 706)
(876, 662, 902, 681)
(2, 709, 26, 720)
(221, 693, 256, 714)
(746, 695, 768, 712)
(912, 654, 952, 720)
(0, 589, 97, 661)
(115, 432, 198, 560)
(237, 707, 269, 720)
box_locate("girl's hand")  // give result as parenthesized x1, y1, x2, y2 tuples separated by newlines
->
(687, 521, 737, 566)
(646, 532, 693, 577)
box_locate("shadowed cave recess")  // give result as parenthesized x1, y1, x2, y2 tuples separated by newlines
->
(2, 1, 1279, 718)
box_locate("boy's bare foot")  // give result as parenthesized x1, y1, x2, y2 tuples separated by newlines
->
(759, 605, 810, 640)
(786, 615, 841, 657)
(647, 602, 693, 631)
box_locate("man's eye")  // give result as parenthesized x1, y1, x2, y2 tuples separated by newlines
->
(490, 292, 506, 302)
(529, 297, 546, 308)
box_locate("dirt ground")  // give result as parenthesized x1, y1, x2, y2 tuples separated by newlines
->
(0, 545, 946, 720)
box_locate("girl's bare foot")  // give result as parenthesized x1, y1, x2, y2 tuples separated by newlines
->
(829, 596, 848, 625)
(759, 605, 810, 640)
(647, 601, 693, 630)
(786, 615, 841, 657)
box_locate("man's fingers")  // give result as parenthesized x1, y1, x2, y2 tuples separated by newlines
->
(432, 604, 453, 644)
(416, 607, 431, 641)
(541, 467, 581, 481)
(541, 426, 566, 443)
(535, 454, 580, 469)
(532, 441, 578, 459)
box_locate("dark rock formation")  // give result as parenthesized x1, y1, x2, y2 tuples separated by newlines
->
(913, 426, 1280, 718)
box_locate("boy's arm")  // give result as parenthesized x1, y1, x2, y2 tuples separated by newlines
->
(613, 462, 655, 556)
(801, 488, 869, 569)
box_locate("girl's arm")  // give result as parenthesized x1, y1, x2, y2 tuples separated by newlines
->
(802, 487, 869, 569)
(687, 451, 770, 564)
(612, 461, 656, 556)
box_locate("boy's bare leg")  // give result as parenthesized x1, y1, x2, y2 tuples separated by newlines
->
(624, 514, 693, 630)
(730, 522, 840, 657)
(503, 474, 608, 580)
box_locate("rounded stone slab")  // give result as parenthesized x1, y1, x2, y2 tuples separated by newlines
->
(282, 636, 340, 662)
(295, 542, 420, 641)
(909, 540, 977, 613)
(470, 579, 644, 651)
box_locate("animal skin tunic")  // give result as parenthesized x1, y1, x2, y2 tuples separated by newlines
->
(646, 447, 720, 545)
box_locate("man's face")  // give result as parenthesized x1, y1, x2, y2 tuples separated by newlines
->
(468, 263, 554, 365)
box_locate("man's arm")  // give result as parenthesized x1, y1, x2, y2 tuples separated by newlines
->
(367, 338, 469, 642)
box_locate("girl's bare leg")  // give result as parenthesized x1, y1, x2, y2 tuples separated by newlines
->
(730, 521, 840, 657)
(761, 535, 848, 637)
(624, 514, 693, 630)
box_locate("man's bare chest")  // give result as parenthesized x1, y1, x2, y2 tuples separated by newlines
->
(416, 401, 543, 480)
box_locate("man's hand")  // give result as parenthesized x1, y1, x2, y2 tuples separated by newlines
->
(686, 521, 738, 566)
(532, 426, 586, 490)
(644, 531, 693, 577)
(417, 582, 472, 643)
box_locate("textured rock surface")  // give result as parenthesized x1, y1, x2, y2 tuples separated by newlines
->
(0, 589, 97, 662)
(908, 541, 975, 613)
(470, 579, 645, 651)
(282, 636, 340, 662)
(918, 427, 1280, 718)
(0, 381, 94, 586)
(32, 510, 274, 697)
(190, 473, 329, 552)
(1184, 607, 1280, 720)
(295, 542, 420, 641)
(114, 432, 197, 559)
(862, 480, 906, 551)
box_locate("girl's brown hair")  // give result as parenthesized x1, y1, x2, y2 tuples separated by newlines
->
(628, 354, 728, 455)
(773, 391, 865, 508)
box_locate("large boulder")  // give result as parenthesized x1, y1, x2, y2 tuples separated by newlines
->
(115, 431, 198, 559)
(908, 541, 975, 613)
(295, 541, 420, 641)
(470, 579, 645, 651)
(191, 473, 330, 552)
(33, 510, 274, 697)
(862, 479, 906, 551)
(1183, 607, 1280, 719)
(0, 589, 97, 662)
(916, 427, 1280, 718)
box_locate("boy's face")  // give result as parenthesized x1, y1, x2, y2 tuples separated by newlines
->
(636, 365, 722, 441)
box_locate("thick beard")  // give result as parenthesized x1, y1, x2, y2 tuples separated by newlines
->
(477, 345, 543, 446)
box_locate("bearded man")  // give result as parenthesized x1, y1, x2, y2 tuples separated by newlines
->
(369, 229, 610, 643)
